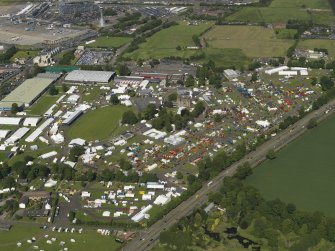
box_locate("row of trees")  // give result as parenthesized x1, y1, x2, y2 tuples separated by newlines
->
(0, 46, 17, 63)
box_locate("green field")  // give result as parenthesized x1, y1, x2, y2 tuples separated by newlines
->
(124, 22, 213, 60)
(67, 105, 129, 141)
(202, 48, 250, 69)
(0, 225, 122, 251)
(298, 39, 335, 58)
(227, 0, 335, 24)
(10, 50, 38, 61)
(275, 28, 297, 39)
(86, 36, 132, 49)
(27, 94, 61, 115)
(204, 25, 294, 58)
(246, 113, 335, 216)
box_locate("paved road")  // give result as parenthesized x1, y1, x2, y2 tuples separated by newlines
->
(122, 100, 335, 251)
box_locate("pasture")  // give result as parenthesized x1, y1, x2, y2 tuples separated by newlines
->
(204, 25, 294, 58)
(227, 0, 334, 24)
(67, 105, 129, 141)
(124, 22, 213, 60)
(246, 113, 335, 216)
(298, 39, 335, 58)
(86, 36, 132, 49)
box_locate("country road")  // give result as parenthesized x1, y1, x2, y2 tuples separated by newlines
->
(122, 99, 335, 251)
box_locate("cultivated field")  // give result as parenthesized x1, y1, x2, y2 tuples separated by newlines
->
(67, 105, 130, 141)
(227, 0, 335, 24)
(124, 22, 213, 60)
(204, 25, 294, 58)
(246, 113, 335, 216)
(86, 36, 132, 49)
(298, 39, 335, 58)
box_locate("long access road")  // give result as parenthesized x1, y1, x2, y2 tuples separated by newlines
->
(122, 99, 335, 251)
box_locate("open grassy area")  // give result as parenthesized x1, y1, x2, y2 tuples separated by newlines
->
(298, 39, 335, 58)
(275, 28, 297, 39)
(227, 0, 335, 24)
(246, 113, 335, 216)
(27, 94, 60, 115)
(0, 225, 122, 251)
(202, 48, 251, 69)
(10, 50, 39, 61)
(86, 36, 132, 49)
(204, 25, 294, 58)
(67, 105, 130, 141)
(124, 22, 213, 60)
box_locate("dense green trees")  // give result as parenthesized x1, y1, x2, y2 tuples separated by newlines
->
(122, 110, 138, 124)
(69, 146, 85, 162)
(0, 46, 17, 63)
(110, 95, 120, 105)
(59, 50, 75, 65)
(116, 63, 131, 76)
(49, 85, 59, 96)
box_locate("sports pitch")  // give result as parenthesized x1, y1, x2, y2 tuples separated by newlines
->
(204, 25, 294, 58)
(246, 113, 335, 216)
(67, 105, 130, 141)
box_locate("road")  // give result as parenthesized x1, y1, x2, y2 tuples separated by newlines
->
(122, 99, 335, 251)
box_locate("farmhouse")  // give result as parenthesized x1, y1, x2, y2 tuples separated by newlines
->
(65, 70, 115, 83)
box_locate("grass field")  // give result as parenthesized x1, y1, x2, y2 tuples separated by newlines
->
(298, 39, 335, 58)
(10, 50, 39, 61)
(27, 94, 61, 115)
(227, 0, 335, 24)
(124, 22, 213, 60)
(202, 48, 251, 69)
(246, 113, 335, 216)
(67, 105, 129, 141)
(204, 25, 294, 58)
(275, 28, 297, 39)
(0, 225, 122, 251)
(86, 36, 132, 49)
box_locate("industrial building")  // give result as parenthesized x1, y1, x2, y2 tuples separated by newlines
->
(0, 74, 60, 111)
(65, 70, 115, 84)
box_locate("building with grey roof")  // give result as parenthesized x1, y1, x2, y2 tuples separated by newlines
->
(0, 76, 59, 111)
(65, 70, 115, 83)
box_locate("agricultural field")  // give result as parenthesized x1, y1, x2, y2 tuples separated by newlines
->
(275, 28, 297, 39)
(246, 113, 335, 216)
(124, 22, 213, 60)
(298, 39, 335, 58)
(204, 25, 294, 58)
(202, 48, 250, 69)
(67, 105, 130, 141)
(227, 0, 335, 24)
(86, 36, 132, 49)
(0, 225, 122, 251)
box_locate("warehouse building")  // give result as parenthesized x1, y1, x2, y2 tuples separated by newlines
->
(0, 75, 60, 111)
(65, 70, 115, 84)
